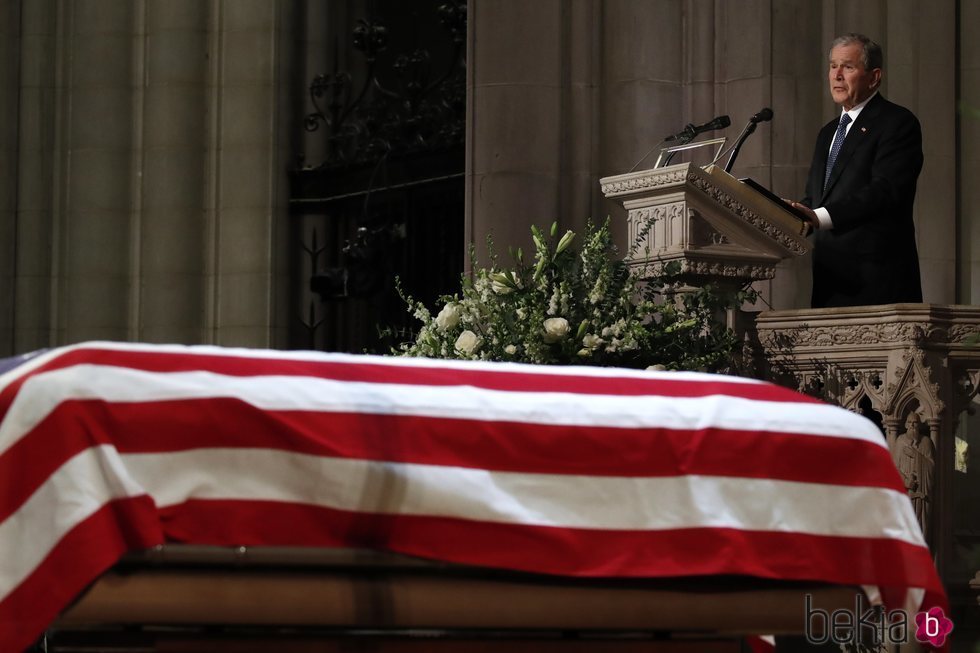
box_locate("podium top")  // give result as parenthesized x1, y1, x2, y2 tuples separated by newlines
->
(601, 163, 810, 258)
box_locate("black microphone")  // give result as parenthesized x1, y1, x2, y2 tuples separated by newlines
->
(724, 108, 773, 173)
(665, 115, 731, 143)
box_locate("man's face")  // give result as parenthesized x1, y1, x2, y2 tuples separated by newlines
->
(828, 42, 881, 110)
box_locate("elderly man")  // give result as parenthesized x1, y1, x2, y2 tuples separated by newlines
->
(790, 34, 923, 309)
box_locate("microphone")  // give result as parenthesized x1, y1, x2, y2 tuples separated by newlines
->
(750, 107, 773, 123)
(665, 115, 731, 143)
(724, 108, 773, 173)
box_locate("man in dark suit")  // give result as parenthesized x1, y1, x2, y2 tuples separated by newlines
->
(790, 34, 923, 309)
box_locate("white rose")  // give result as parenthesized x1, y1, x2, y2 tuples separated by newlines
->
(582, 333, 603, 350)
(542, 317, 570, 343)
(434, 303, 461, 331)
(455, 330, 481, 355)
(504, 344, 517, 355)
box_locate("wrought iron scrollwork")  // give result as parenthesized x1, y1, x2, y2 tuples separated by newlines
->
(294, 2, 467, 352)
(303, 2, 466, 169)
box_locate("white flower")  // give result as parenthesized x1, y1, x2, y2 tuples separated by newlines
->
(504, 344, 517, 355)
(577, 348, 591, 357)
(547, 289, 560, 316)
(555, 230, 575, 254)
(646, 364, 667, 371)
(455, 330, 481, 355)
(491, 278, 513, 295)
(434, 303, 461, 331)
(543, 317, 570, 343)
(582, 333, 603, 350)
(489, 271, 520, 295)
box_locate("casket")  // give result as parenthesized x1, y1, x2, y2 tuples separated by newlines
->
(0, 343, 944, 651)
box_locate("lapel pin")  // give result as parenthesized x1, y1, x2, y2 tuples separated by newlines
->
(861, 127, 867, 133)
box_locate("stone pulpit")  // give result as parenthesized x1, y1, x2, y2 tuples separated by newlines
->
(600, 163, 809, 290)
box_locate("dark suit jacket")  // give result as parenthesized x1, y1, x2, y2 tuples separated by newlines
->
(802, 93, 923, 308)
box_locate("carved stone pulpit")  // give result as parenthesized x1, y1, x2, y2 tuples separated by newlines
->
(600, 163, 809, 289)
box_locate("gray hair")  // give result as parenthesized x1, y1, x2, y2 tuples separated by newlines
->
(830, 33, 883, 71)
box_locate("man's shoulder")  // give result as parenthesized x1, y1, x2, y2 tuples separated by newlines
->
(867, 94, 920, 124)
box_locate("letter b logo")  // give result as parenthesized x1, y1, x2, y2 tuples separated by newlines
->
(914, 607, 953, 647)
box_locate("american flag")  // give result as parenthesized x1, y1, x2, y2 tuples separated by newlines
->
(0, 341, 945, 650)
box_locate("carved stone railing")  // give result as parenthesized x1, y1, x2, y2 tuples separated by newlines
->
(748, 303, 980, 607)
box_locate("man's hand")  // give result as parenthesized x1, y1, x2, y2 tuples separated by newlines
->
(790, 202, 818, 226)
(782, 199, 818, 235)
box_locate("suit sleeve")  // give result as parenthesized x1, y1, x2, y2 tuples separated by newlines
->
(821, 109, 923, 231)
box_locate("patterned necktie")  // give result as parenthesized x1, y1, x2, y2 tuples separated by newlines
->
(824, 113, 852, 191)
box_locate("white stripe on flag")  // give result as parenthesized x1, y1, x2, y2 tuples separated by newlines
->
(0, 365, 885, 458)
(122, 448, 924, 545)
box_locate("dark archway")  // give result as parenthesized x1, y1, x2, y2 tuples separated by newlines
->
(289, 1, 466, 353)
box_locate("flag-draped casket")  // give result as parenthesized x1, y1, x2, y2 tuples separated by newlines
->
(0, 342, 945, 650)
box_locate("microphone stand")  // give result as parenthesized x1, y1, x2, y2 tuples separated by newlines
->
(723, 121, 758, 173)
(661, 129, 697, 167)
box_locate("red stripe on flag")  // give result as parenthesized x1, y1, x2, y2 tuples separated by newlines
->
(0, 496, 162, 653)
(158, 499, 943, 600)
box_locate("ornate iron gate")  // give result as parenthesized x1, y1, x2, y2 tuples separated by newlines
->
(289, 1, 466, 353)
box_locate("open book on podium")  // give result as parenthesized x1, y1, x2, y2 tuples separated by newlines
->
(600, 163, 811, 284)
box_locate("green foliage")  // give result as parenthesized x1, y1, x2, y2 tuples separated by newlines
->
(392, 219, 753, 371)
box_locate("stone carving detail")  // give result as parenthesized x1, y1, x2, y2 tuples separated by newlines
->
(883, 350, 944, 419)
(632, 259, 774, 280)
(948, 324, 980, 343)
(629, 202, 685, 252)
(628, 207, 654, 251)
(755, 322, 945, 349)
(600, 168, 690, 195)
(681, 260, 774, 280)
(893, 411, 935, 538)
(839, 369, 887, 413)
(687, 175, 807, 256)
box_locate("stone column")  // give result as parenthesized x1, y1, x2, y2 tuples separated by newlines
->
(204, 0, 298, 348)
(768, 0, 825, 309)
(467, 0, 567, 264)
(598, 0, 684, 252)
(0, 0, 20, 355)
(961, 0, 980, 303)
(11, 0, 54, 353)
(8, 0, 300, 351)
(140, 0, 209, 344)
(884, 1, 958, 304)
(11, 0, 136, 349)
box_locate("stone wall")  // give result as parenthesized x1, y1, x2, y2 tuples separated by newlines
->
(1, 0, 298, 353)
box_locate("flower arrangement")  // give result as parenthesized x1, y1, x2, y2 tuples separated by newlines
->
(393, 219, 752, 371)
